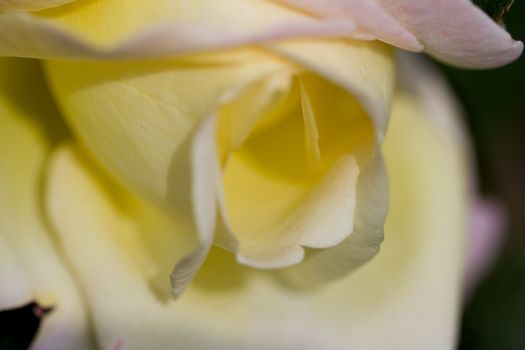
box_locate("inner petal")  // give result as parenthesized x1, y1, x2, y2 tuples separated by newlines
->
(219, 73, 375, 267)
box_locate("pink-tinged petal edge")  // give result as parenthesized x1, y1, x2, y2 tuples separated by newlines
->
(380, 0, 523, 68)
(274, 0, 522, 68)
(465, 199, 507, 296)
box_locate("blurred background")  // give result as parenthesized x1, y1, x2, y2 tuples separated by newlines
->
(441, 1, 525, 349)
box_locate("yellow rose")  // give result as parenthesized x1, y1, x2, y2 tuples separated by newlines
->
(0, 1, 521, 349)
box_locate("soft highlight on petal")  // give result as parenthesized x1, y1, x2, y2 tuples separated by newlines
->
(44, 54, 468, 350)
(273, 0, 423, 51)
(0, 58, 91, 349)
(0, 0, 357, 60)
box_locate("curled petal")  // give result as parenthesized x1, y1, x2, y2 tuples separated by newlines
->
(46, 53, 469, 350)
(273, 0, 423, 51)
(46, 38, 394, 278)
(281, 154, 387, 287)
(380, 0, 523, 68)
(216, 40, 393, 270)
(267, 40, 394, 142)
(274, 0, 522, 68)
(0, 0, 357, 59)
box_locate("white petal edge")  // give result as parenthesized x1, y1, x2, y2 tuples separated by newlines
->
(170, 116, 221, 298)
(0, 10, 357, 60)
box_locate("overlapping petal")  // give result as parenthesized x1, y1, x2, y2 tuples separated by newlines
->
(0, 0, 357, 60)
(274, 0, 523, 68)
(0, 58, 91, 349)
(42, 54, 467, 350)
(380, 0, 523, 68)
(45, 39, 394, 289)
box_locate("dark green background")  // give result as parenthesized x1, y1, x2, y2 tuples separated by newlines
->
(441, 1, 525, 349)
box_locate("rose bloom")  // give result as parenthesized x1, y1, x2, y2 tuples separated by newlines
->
(0, 1, 521, 349)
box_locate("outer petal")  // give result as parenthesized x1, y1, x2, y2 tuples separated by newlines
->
(379, 0, 523, 68)
(45, 52, 290, 295)
(0, 58, 91, 349)
(273, 0, 423, 51)
(0, 0, 75, 11)
(274, 0, 522, 68)
(45, 144, 227, 349)
(44, 54, 467, 350)
(46, 39, 394, 282)
(0, 0, 357, 59)
(465, 198, 507, 295)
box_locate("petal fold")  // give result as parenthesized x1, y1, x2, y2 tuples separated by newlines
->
(0, 0, 357, 59)
(379, 0, 523, 68)
(273, 0, 423, 51)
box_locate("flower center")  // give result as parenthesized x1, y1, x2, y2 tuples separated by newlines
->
(217, 72, 375, 268)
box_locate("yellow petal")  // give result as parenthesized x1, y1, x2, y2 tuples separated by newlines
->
(45, 144, 223, 349)
(0, 58, 91, 349)
(0, 0, 356, 59)
(0, 0, 74, 11)
(45, 54, 467, 348)
(47, 39, 394, 280)
(241, 39, 393, 280)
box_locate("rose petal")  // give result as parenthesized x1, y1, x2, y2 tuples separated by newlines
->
(0, 0, 357, 60)
(267, 39, 394, 143)
(219, 72, 370, 269)
(43, 54, 467, 350)
(0, 0, 75, 11)
(170, 117, 222, 298)
(380, 0, 523, 68)
(281, 154, 387, 287)
(45, 144, 224, 349)
(241, 39, 393, 282)
(0, 58, 91, 349)
(273, 0, 423, 51)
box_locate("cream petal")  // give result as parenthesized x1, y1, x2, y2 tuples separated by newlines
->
(0, 235, 32, 309)
(45, 53, 288, 294)
(380, 0, 523, 68)
(45, 144, 229, 349)
(281, 154, 387, 287)
(45, 120, 221, 301)
(45, 54, 468, 350)
(47, 39, 393, 279)
(267, 39, 394, 143)
(218, 72, 368, 268)
(0, 0, 357, 59)
(238, 39, 392, 280)
(170, 117, 222, 298)
(45, 53, 286, 211)
(0, 0, 75, 11)
(0, 58, 91, 349)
